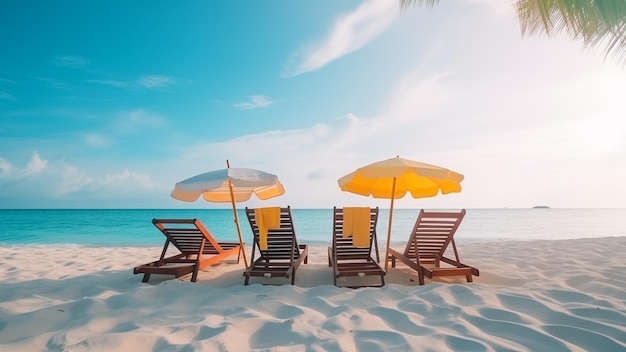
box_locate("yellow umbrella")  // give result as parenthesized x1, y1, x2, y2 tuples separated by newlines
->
(337, 156, 464, 270)
(171, 160, 285, 268)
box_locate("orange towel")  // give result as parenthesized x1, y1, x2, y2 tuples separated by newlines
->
(255, 207, 281, 250)
(342, 207, 371, 248)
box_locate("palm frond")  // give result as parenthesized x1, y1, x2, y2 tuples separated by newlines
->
(517, 0, 626, 64)
(400, 0, 626, 64)
(399, 0, 439, 11)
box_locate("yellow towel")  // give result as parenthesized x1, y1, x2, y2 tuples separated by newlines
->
(255, 207, 281, 250)
(342, 207, 371, 248)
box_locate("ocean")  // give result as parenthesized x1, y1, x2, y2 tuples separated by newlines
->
(0, 208, 624, 247)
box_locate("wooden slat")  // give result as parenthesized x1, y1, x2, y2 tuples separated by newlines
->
(243, 206, 308, 285)
(329, 206, 385, 287)
(388, 209, 479, 285)
(133, 218, 241, 283)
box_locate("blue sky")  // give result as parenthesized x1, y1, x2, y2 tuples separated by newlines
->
(1, 0, 625, 209)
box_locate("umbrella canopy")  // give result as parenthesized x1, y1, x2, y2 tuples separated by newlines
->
(171, 161, 285, 268)
(171, 168, 285, 202)
(338, 156, 464, 270)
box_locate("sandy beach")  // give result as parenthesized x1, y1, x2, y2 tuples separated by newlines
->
(1, 236, 625, 351)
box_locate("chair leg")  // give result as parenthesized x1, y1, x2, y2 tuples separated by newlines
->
(191, 266, 200, 282)
(142, 274, 151, 283)
(466, 274, 473, 283)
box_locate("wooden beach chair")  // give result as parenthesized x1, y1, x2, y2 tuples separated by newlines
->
(244, 206, 309, 285)
(388, 209, 479, 285)
(328, 206, 385, 288)
(133, 218, 242, 283)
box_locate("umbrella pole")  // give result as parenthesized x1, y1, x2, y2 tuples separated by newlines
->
(226, 161, 248, 268)
(384, 177, 397, 271)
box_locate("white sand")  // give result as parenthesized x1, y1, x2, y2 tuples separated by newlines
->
(1, 237, 625, 351)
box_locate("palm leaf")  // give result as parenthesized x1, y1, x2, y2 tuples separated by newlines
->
(400, 0, 626, 64)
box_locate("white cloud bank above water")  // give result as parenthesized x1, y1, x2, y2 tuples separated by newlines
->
(3, 3, 625, 209)
(0, 151, 47, 179)
(168, 59, 626, 209)
(57, 1, 622, 208)
(0, 152, 164, 206)
(3, 58, 625, 208)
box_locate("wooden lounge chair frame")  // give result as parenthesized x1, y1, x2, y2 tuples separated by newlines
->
(134, 218, 241, 283)
(328, 206, 385, 288)
(244, 206, 308, 285)
(389, 209, 479, 285)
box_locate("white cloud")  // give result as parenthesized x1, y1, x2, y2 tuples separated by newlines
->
(15, 152, 47, 177)
(36, 77, 69, 90)
(462, 0, 514, 17)
(0, 78, 16, 101)
(0, 153, 47, 179)
(84, 134, 113, 148)
(74, 110, 167, 149)
(136, 75, 176, 89)
(284, 0, 399, 76)
(126, 109, 166, 127)
(0, 157, 15, 177)
(54, 167, 159, 196)
(23, 152, 47, 175)
(86, 75, 177, 90)
(381, 69, 455, 124)
(169, 43, 626, 209)
(233, 95, 273, 110)
(0, 152, 162, 202)
(100, 168, 157, 190)
(76, 110, 166, 143)
(0, 152, 48, 179)
(57, 165, 93, 195)
(341, 113, 360, 122)
(3, 3, 625, 209)
(109, 109, 166, 135)
(85, 79, 129, 88)
(0, 91, 14, 101)
(52, 55, 90, 69)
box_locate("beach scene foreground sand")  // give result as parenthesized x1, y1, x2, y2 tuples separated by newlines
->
(1, 237, 625, 351)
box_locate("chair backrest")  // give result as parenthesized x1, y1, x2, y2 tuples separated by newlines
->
(245, 206, 302, 261)
(152, 218, 223, 255)
(332, 207, 379, 261)
(404, 209, 466, 262)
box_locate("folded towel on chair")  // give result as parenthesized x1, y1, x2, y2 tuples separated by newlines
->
(342, 207, 371, 248)
(255, 207, 281, 250)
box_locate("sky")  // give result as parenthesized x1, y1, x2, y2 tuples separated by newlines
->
(1, 0, 625, 209)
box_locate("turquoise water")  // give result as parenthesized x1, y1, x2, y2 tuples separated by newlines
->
(0, 208, 624, 247)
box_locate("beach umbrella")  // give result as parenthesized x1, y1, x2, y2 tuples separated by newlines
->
(337, 156, 464, 270)
(171, 160, 285, 268)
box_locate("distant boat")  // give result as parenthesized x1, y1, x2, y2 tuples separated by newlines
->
(533, 205, 550, 209)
